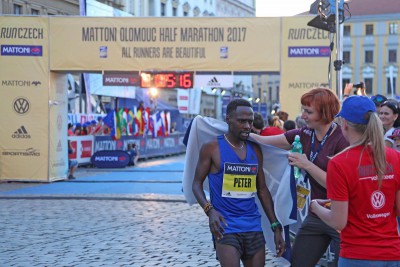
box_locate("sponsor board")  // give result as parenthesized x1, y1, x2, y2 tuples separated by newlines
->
(91, 150, 130, 168)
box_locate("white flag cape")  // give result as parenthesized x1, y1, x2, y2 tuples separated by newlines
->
(182, 116, 296, 259)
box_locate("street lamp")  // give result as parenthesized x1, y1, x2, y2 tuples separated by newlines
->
(149, 87, 159, 112)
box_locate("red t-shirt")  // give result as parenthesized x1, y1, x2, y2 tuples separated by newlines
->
(285, 126, 349, 200)
(260, 127, 284, 136)
(327, 146, 400, 260)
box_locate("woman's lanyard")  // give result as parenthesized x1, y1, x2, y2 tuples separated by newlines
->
(304, 123, 335, 182)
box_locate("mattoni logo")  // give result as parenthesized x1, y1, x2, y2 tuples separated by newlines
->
(288, 46, 330, 57)
(1, 45, 43, 56)
(371, 190, 385, 209)
(1, 80, 41, 87)
(207, 77, 220, 87)
(13, 97, 30, 115)
(12, 126, 31, 139)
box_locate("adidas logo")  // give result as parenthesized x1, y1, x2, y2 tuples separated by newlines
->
(12, 126, 31, 139)
(207, 77, 220, 86)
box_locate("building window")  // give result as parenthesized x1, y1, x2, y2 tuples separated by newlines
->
(31, 9, 39, 15)
(343, 25, 351, 36)
(343, 51, 351, 64)
(365, 50, 373, 63)
(14, 4, 22, 14)
(387, 77, 397, 95)
(161, 3, 166, 16)
(364, 78, 373, 94)
(183, 11, 188, 16)
(365, 24, 374, 35)
(172, 7, 177, 16)
(389, 49, 397, 63)
(389, 23, 398, 35)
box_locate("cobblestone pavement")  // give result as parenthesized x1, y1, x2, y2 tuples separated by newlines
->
(0, 154, 290, 266)
(0, 199, 288, 267)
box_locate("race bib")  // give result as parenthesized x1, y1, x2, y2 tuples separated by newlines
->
(296, 183, 310, 210)
(222, 162, 257, 198)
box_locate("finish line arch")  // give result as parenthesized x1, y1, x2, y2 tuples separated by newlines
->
(0, 15, 334, 181)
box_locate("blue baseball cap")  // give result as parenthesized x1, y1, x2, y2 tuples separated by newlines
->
(336, 96, 376, 125)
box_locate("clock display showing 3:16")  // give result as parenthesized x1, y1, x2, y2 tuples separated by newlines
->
(140, 72, 194, 89)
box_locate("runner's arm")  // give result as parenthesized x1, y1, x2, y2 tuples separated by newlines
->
(192, 142, 227, 240)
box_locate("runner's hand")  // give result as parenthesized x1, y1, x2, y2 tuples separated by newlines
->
(274, 230, 285, 257)
(208, 209, 227, 241)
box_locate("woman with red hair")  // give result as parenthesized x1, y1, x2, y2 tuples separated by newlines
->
(251, 88, 349, 267)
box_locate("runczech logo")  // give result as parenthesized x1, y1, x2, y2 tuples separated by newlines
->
(12, 126, 31, 139)
(371, 190, 385, 209)
(13, 97, 30, 115)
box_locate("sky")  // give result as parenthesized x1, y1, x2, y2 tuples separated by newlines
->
(255, 0, 313, 17)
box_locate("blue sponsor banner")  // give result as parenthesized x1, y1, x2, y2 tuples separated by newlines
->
(91, 150, 130, 168)
(288, 46, 330, 57)
(1, 45, 43, 56)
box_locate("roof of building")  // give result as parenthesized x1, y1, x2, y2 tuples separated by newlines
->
(300, 0, 400, 16)
(345, 0, 400, 16)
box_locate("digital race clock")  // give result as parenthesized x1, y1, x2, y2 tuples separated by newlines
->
(140, 72, 194, 89)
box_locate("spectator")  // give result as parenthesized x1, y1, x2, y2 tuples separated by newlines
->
(127, 143, 139, 166)
(277, 111, 289, 121)
(252, 112, 265, 135)
(379, 100, 400, 148)
(283, 120, 296, 132)
(371, 94, 387, 113)
(311, 95, 400, 266)
(73, 123, 82, 136)
(388, 127, 400, 152)
(68, 140, 78, 179)
(295, 115, 307, 128)
(67, 123, 74, 136)
(260, 116, 285, 136)
(250, 88, 349, 266)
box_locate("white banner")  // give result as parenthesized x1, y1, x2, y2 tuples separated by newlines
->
(194, 74, 234, 88)
(88, 74, 136, 99)
(189, 88, 202, 115)
(177, 89, 189, 114)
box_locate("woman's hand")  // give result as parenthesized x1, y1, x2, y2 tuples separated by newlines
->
(288, 152, 310, 170)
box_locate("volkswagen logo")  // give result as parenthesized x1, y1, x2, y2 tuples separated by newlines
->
(13, 97, 30, 115)
(371, 190, 385, 209)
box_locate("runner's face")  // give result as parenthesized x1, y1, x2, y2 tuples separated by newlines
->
(301, 105, 321, 129)
(229, 106, 254, 141)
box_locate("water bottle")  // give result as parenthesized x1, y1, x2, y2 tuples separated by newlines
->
(291, 135, 303, 179)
